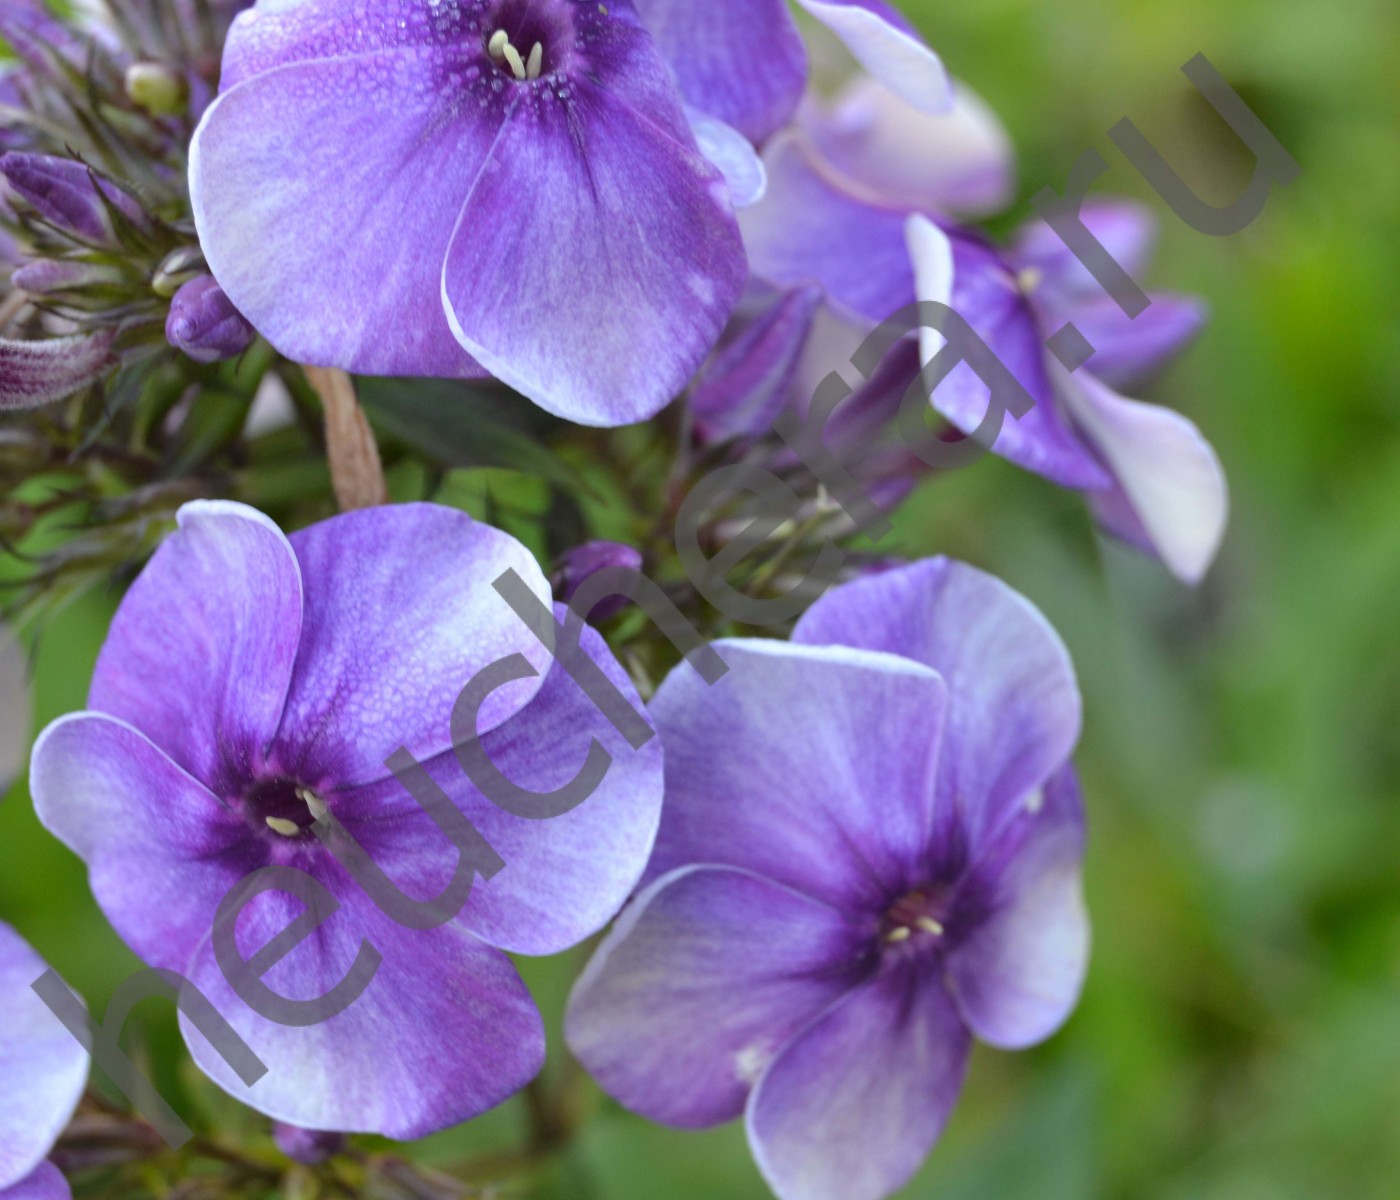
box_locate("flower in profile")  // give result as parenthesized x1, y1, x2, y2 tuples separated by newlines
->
(0, 922, 89, 1200)
(567, 559, 1089, 1200)
(31, 500, 664, 1138)
(742, 131, 1227, 584)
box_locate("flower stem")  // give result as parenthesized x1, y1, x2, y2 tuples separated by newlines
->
(303, 366, 387, 511)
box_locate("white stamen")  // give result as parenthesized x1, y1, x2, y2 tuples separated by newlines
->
(265, 816, 300, 838)
(502, 42, 527, 80)
(297, 787, 329, 823)
(488, 29, 509, 59)
(916, 917, 945, 937)
(1025, 789, 1045, 815)
(1017, 267, 1044, 294)
(885, 926, 912, 944)
(526, 41, 543, 80)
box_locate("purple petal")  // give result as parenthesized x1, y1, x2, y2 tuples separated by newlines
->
(690, 284, 823, 444)
(180, 875, 543, 1139)
(566, 866, 871, 1129)
(946, 766, 1089, 1049)
(557, 542, 646, 622)
(793, 558, 1081, 852)
(30, 713, 257, 973)
(332, 610, 664, 957)
(190, 44, 496, 380)
(646, 640, 947, 911)
(165, 275, 256, 364)
(0, 154, 148, 244)
(1066, 292, 1207, 388)
(0, 333, 115, 411)
(440, 67, 745, 426)
(88, 501, 302, 795)
(277, 504, 554, 789)
(1059, 372, 1229, 584)
(742, 134, 913, 325)
(0, 1162, 71, 1200)
(910, 217, 1110, 490)
(1013, 199, 1158, 299)
(801, 77, 1014, 216)
(633, 0, 807, 144)
(746, 960, 970, 1200)
(0, 924, 88, 1191)
(687, 108, 767, 208)
(793, 0, 952, 115)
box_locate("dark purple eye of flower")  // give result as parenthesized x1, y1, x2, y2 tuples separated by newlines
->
(880, 886, 951, 946)
(483, 0, 586, 81)
(237, 775, 326, 840)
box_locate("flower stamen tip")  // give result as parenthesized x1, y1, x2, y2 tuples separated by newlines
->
(265, 816, 301, 837)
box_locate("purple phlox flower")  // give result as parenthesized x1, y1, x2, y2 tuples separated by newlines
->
(188, 0, 753, 428)
(741, 134, 1228, 583)
(795, 74, 1014, 218)
(0, 154, 151, 247)
(165, 273, 256, 363)
(0, 922, 89, 1200)
(635, 0, 952, 146)
(567, 558, 1089, 1200)
(31, 500, 664, 1138)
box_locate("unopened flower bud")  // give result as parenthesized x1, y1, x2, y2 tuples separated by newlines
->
(0, 153, 148, 245)
(273, 1122, 345, 1166)
(10, 258, 122, 295)
(165, 275, 255, 363)
(125, 61, 190, 117)
(151, 246, 206, 298)
(556, 540, 645, 621)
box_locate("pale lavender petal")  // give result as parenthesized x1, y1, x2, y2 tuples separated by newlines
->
(742, 134, 913, 325)
(746, 960, 970, 1200)
(1068, 292, 1207, 388)
(30, 713, 257, 972)
(801, 77, 1014, 217)
(441, 69, 745, 426)
(0, 1161, 71, 1200)
(180, 874, 543, 1139)
(277, 504, 553, 789)
(690, 284, 822, 443)
(946, 767, 1089, 1049)
(1014, 199, 1158, 299)
(566, 866, 871, 1129)
(333, 610, 664, 957)
(793, 1, 952, 115)
(190, 45, 496, 379)
(0, 925, 88, 1191)
(793, 558, 1081, 852)
(0, 333, 115, 411)
(88, 501, 302, 794)
(633, 0, 807, 144)
(1059, 372, 1229, 584)
(646, 640, 947, 910)
(909, 216, 1110, 489)
(687, 107, 767, 208)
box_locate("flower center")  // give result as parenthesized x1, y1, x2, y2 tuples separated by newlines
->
(241, 777, 327, 839)
(880, 888, 951, 947)
(487, 28, 544, 80)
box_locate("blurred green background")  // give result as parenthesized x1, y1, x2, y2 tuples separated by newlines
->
(3, 0, 1399, 1196)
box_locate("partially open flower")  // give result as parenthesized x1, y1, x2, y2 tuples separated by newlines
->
(165, 274, 256, 364)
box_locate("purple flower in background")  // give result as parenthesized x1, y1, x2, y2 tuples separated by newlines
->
(742, 134, 1228, 583)
(0, 923, 89, 1200)
(635, 0, 951, 145)
(31, 501, 664, 1138)
(555, 540, 645, 623)
(568, 559, 1089, 1200)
